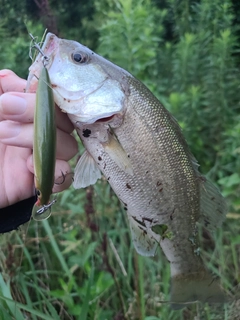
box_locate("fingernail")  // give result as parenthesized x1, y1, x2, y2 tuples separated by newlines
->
(0, 94, 27, 115)
(0, 121, 21, 140)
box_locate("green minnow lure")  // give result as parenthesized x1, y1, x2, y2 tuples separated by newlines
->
(32, 66, 56, 221)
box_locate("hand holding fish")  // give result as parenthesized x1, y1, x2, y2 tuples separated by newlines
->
(0, 69, 78, 208)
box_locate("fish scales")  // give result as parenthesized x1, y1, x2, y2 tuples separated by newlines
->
(27, 33, 227, 307)
(78, 78, 202, 274)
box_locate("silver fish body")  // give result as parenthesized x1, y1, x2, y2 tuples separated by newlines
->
(77, 77, 223, 279)
(27, 33, 227, 307)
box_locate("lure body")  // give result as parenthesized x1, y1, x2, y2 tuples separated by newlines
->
(32, 66, 56, 220)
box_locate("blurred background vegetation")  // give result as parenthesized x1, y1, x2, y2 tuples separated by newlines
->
(0, 0, 240, 319)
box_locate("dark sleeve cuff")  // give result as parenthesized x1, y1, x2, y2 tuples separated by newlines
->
(0, 196, 36, 233)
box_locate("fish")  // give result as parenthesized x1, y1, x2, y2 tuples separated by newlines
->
(27, 33, 227, 307)
(31, 66, 57, 221)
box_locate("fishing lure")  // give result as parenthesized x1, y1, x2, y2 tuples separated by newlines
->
(31, 65, 57, 221)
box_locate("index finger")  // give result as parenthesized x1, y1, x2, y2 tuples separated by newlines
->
(0, 92, 74, 133)
(0, 70, 26, 95)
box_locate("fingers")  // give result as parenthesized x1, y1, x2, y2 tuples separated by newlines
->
(0, 121, 78, 161)
(55, 105, 75, 133)
(0, 93, 31, 122)
(0, 144, 34, 208)
(0, 92, 74, 133)
(0, 70, 77, 202)
(53, 160, 74, 193)
(0, 70, 26, 95)
(27, 155, 74, 193)
(0, 69, 74, 133)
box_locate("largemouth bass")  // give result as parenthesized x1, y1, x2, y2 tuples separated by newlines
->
(27, 33, 227, 307)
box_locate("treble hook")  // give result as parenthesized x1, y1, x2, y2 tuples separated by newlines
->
(29, 33, 49, 67)
(36, 198, 57, 216)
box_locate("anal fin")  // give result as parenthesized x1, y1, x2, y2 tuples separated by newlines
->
(128, 214, 159, 257)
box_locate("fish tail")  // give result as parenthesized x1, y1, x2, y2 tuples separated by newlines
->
(170, 270, 226, 309)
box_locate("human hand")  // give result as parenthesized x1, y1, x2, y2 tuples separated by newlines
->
(0, 69, 78, 208)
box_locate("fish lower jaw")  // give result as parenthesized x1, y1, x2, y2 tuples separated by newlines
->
(96, 115, 115, 122)
(68, 113, 117, 126)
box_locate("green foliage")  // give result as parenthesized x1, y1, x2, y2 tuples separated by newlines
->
(0, 0, 97, 77)
(156, 1, 240, 208)
(96, 0, 166, 88)
(1, 0, 240, 319)
(95, 0, 240, 207)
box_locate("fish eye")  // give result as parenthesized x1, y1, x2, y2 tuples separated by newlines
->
(72, 52, 88, 64)
(36, 189, 41, 197)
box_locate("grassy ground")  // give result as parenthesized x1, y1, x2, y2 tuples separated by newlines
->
(0, 178, 239, 320)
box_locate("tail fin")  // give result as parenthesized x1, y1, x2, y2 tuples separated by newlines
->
(170, 270, 226, 309)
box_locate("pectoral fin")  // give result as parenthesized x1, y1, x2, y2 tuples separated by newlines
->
(128, 214, 158, 257)
(73, 150, 102, 189)
(102, 134, 133, 175)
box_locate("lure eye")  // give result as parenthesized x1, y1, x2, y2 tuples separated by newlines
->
(36, 189, 41, 197)
(72, 52, 88, 64)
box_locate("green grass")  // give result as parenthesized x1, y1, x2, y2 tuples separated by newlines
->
(0, 181, 239, 320)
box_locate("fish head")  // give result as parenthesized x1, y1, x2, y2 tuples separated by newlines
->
(27, 33, 130, 124)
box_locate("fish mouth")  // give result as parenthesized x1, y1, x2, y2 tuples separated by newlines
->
(27, 33, 59, 92)
(96, 115, 115, 122)
(35, 33, 59, 73)
(43, 33, 59, 57)
(70, 113, 117, 126)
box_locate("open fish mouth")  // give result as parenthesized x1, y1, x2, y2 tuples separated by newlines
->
(27, 33, 59, 92)
(69, 113, 120, 127)
(41, 33, 59, 60)
(96, 115, 115, 122)
(33, 33, 60, 72)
